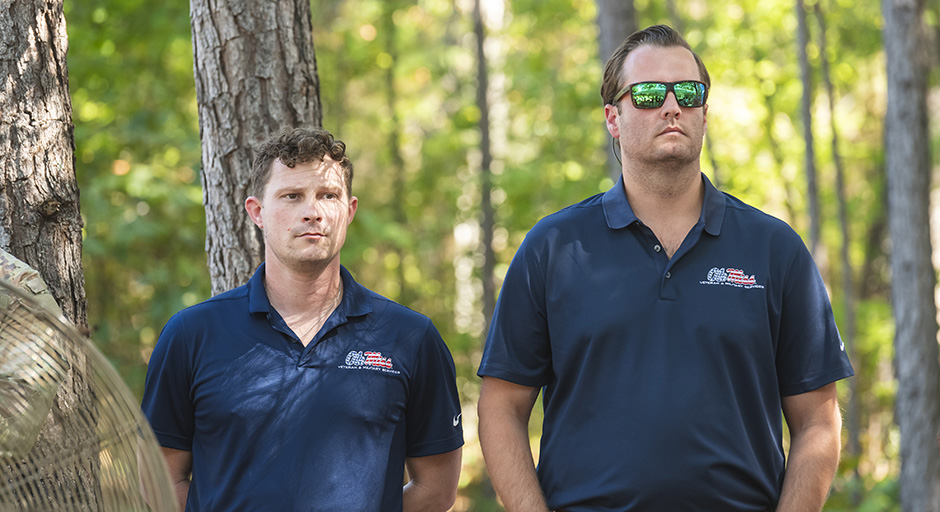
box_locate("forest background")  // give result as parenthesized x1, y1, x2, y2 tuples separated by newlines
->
(61, 0, 937, 510)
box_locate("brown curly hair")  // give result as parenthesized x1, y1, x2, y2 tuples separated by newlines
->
(249, 128, 354, 198)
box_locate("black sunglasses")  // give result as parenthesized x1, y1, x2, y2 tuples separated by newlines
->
(611, 80, 708, 109)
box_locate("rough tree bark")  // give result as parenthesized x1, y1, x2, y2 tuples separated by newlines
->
(595, 0, 636, 181)
(0, 1, 86, 326)
(882, 0, 940, 510)
(0, 0, 98, 509)
(190, 0, 322, 294)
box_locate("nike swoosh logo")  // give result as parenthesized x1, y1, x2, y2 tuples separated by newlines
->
(453, 413, 462, 427)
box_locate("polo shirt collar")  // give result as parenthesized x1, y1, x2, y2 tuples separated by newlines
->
(601, 174, 639, 230)
(338, 264, 373, 318)
(602, 172, 726, 236)
(247, 264, 271, 315)
(247, 263, 373, 318)
(700, 173, 725, 236)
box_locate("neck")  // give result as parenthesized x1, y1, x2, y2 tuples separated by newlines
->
(622, 159, 702, 200)
(264, 259, 345, 346)
(621, 166, 704, 258)
(263, 258, 344, 317)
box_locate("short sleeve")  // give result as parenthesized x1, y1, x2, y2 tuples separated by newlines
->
(141, 313, 196, 451)
(405, 321, 464, 457)
(775, 243, 854, 396)
(478, 233, 553, 387)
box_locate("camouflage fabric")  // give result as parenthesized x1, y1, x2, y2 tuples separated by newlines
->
(0, 250, 67, 458)
(0, 250, 62, 316)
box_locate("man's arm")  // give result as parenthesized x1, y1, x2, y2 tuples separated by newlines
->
(160, 446, 193, 512)
(478, 376, 550, 512)
(777, 382, 842, 512)
(402, 447, 462, 512)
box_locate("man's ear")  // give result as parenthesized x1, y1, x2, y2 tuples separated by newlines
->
(604, 104, 620, 139)
(245, 196, 264, 229)
(347, 196, 358, 226)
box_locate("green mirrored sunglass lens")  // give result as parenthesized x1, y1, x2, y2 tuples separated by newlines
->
(674, 82, 704, 106)
(675, 88, 696, 104)
(632, 84, 666, 107)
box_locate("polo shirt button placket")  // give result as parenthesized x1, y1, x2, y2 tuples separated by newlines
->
(654, 244, 662, 253)
(660, 267, 677, 300)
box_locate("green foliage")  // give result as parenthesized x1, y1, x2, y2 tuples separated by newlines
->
(65, 0, 209, 395)
(826, 474, 900, 512)
(64, 0, 924, 508)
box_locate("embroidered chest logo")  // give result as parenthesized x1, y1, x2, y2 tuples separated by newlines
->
(701, 267, 765, 289)
(339, 350, 401, 374)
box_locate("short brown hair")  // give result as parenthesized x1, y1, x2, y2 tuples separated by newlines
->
(600, 25, 710, 106)
(249, 128, 354, 198)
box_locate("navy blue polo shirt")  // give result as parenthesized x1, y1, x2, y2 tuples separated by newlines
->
(479, 174, 853, 511)
(142, 264, 464, 512)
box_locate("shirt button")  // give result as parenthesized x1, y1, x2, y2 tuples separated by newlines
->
(665, 272, 671, 279)
(654, 244, 662, 252)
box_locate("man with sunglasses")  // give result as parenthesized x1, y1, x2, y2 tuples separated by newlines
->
(477, 25, 853, 512)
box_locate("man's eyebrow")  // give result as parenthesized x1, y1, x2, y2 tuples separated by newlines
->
(268, 185, 303, 195)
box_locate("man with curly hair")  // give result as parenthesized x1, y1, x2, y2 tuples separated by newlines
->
(143, 128, 463, 512)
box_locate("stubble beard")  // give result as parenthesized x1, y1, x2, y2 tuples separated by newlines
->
(623, 142, 703, 199)
(266, 234, 339, 277)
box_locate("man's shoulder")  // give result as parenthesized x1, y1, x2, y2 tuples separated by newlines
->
(722, 193, 801, 236)
(527, 192, 606, 238)
(170, 283, 251, 323)
(546, 192, 606, 221)
(360, 286, 433, 328)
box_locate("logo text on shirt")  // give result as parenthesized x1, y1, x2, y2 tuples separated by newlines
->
(700, 267, 765, 289)
(339, 350, 401, 374)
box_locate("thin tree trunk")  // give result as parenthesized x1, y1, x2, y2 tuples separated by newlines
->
(473, 0, 497, 330)
(595, 0, 636, 181)
(763, 93, 800, 226)
(0, 1, 99, 509)
(815, 2, 860, 504)
(796, 0, 823, 266)
(859, 181, 888, 299)
(382, 0, 410, 303)
(882, 0, 940, 510)
(190, 0, 322, 294)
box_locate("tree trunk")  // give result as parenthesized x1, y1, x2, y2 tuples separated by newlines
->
(382, 0, 410, 304)
(474, 0, 497, 331)
(0, 1, 99, 509)
(595, 0, 636, 181)
(859, 181, 888, 299)
(815, 3, 861, 504)
(796, 0, 823, 267)
(0, 1, 87, 327)
(882, 0, 940, 510)
(190, 0, 322, 294)
(763, 93, 800, 226)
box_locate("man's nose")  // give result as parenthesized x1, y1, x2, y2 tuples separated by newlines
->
(661, 92, 681, 117)
(303, 199, 324, 222)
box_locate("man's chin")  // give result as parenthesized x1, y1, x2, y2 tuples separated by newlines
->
(651, 151, 698, 167)
(275, 250, 338, 274)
